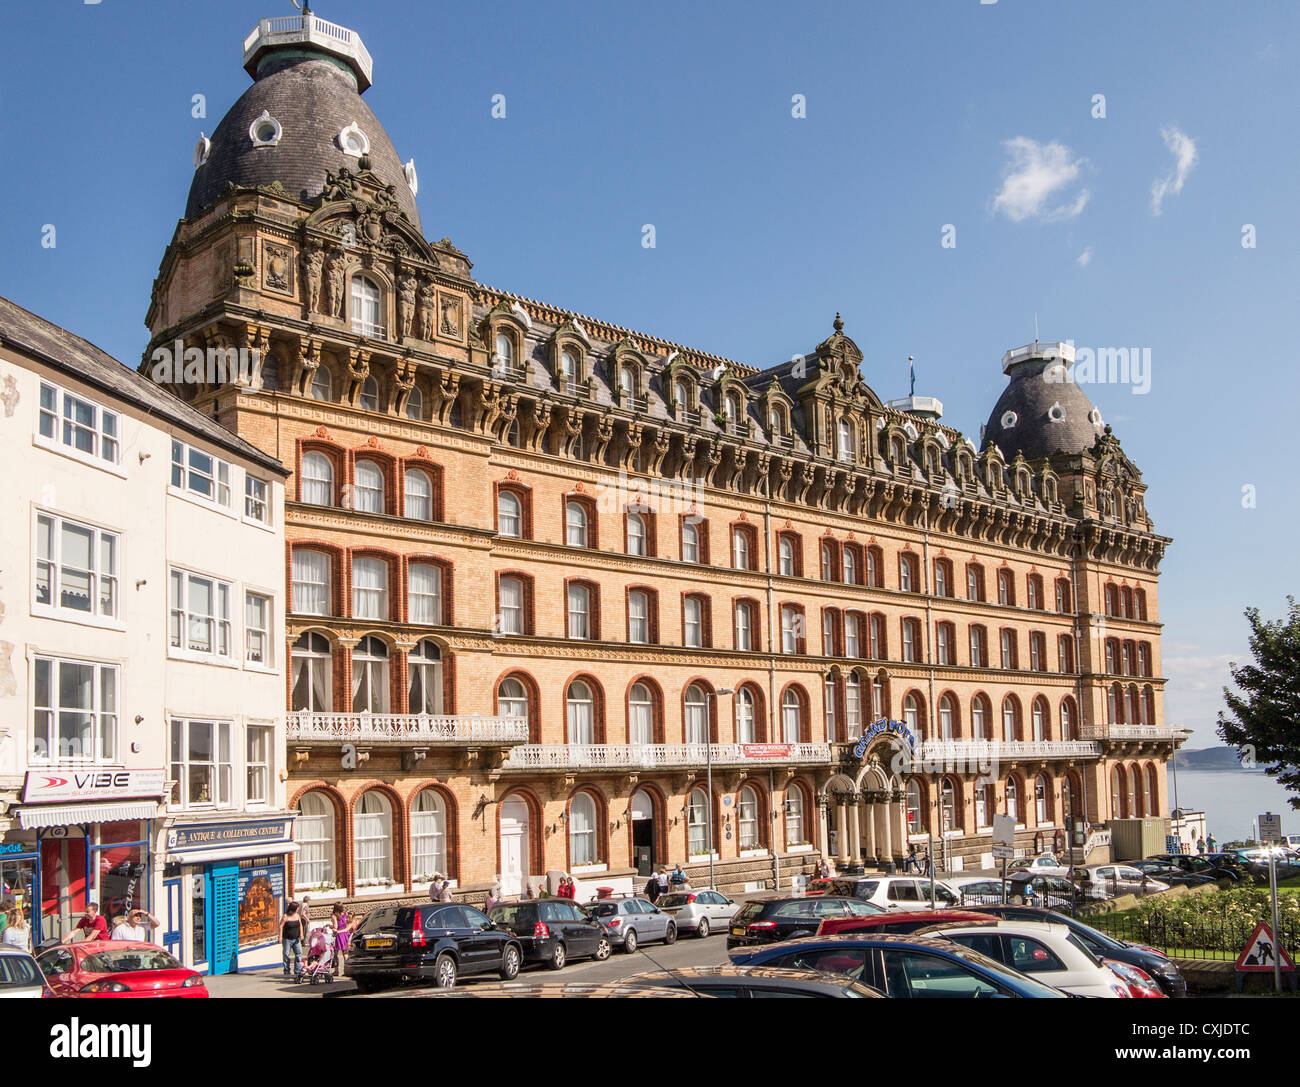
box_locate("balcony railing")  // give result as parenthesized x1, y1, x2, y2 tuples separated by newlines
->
(243, 14, 374, 88)
(351, 319, 386, 340)
(914, 739, 1102, 762)
(501, 742, 833, 771)
(286, 712, 529, 745)
(1080, 724, 1187, 741)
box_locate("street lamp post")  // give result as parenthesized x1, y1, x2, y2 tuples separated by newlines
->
(705, 688, 735, 891)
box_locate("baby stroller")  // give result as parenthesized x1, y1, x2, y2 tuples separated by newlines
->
(297, 923, 336, 984)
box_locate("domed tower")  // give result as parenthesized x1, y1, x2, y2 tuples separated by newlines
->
(144, 10, 480, 421)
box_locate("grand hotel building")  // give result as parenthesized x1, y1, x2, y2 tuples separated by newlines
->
(141, 14, 1181, 903)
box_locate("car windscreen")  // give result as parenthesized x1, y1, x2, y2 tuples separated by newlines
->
(731, 902, 764, 925)
(353, 907, 401, 934)
(942, 944, 1068, 996)
(772, 900, 821, 918)
(489, 904, 533, 925)
(657, 895, 691, 908)
(0, 956, 42, 987)
(588, 902, 619, 918)
(81, 949, 180, 974)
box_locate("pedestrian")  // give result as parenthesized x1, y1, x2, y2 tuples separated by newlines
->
(921, 849, 933, 878)
(904, 844, 919, 874)
(655, 867, 670, 899)
(1197, 837, 1207, 854)
(643, 871, 660, 904)
(2, 908, 30, 951)
(484, 885, 500, 913)
(428, 874, 445, 902)
(1207, 833, 1218, 853)
(437, 878, 454, 904)
(110, 908, 161, 942)
(817, 858, 831, 880)
(669, 864, 686, 890)
(300, 895, 312, 930)
(279, 900, 304, 978)
(330, 904, 353, 976)
(65, 902, 108, 943)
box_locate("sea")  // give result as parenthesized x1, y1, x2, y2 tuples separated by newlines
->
(1168, 768, 1298, 844)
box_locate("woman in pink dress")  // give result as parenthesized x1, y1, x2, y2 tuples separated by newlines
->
(331, 903, 354, 976)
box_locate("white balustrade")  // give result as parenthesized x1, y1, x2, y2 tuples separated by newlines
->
(1079, 723, 1187, 741)
(501, 742, 832, 771)
(286, 712, 528, 744)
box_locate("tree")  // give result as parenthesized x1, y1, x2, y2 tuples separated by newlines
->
(1217, 598, 1300, 811)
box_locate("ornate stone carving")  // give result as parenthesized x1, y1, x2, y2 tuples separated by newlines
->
(300, 244, 324, 314)
(396, 270, 418, 340)
(264, 242, 293, 294)
(323, 248, 347, 318)
(416, 278, 436, 340)
(439, 293, 463, 338)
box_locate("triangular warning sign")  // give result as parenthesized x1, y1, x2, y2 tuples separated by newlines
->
(1235, 921, 1296, 972)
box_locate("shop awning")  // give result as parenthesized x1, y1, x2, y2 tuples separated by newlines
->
(15, 801, 159, 829)
(167, 841, 298, 865)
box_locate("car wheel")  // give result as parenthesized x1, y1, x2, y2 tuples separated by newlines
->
(548, 940, 567, 970)
(499, 944, 521, 981)
(433, 952, 457, 989)
(594, 937, 611, 961)
(664, 922, 677, 945)
(696, 917, 710, 939)
(623, 928, 639, 953)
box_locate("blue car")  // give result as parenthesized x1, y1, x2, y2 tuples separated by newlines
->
(729, 933, 1068, 998)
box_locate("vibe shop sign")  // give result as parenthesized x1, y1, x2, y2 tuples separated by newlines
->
(22, 769, 166, 803)
(852, 719, 916, 759)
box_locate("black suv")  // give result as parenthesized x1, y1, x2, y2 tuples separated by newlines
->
(348, 902, 523, 991)
(726, 895, 883, 950)
(489, 899, 610, 969)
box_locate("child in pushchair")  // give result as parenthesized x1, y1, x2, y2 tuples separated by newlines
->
(297, 922, 337, 984)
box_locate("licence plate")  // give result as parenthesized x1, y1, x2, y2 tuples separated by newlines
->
(731, 926, 745, 937)
(365, 937, 395, 949)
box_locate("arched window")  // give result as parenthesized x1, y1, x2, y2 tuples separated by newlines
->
(1110, 765, 1126, 818)
(566, 500, 589, 547)
(498, 576, 525, 634)
(569, 792, 598, 865)
(906, 779, 924, 835)
(561, 348, 581, 388)
(310, 366, 332, 403)
(899, 554, 917, 592)
(1060, 698, 1076, 741)
(360, 375, 380, 412)
(868, 614, 886, 659)
(405, 386, 423, 421)
(410, 790, 447, 881)
(1005, 777, 1019, 821)
(1142, 686, 1155, 726)
(1027, 574, 1043, 611)
(726, 391, 743, 430)
(903, 692, 923, 738)
(845, 673, 861, 733)
(567, 583, 592, 639)
(628, 590, 651, 644)
(938, 694, 957, 740)
(295, 792, 334, 890)
(301, 451, 334, 506)
(1135, 588, 1148, 620)
(941, 778, 957, 833)
(780, 605, 802, 654)
(901, 618, 920, 663)
(497, 490, 522, 538)
(934, 560, 950, 598)
(353, 791, 393, 884)
(1035, 774, 1050, 823)
(404, 468, 433, 520)
(351, 635, 389, 713)
(566, 680, 595, 744)
(974, 780, 994, 828)
(350, 276, 383, 338)
(494, 332, 514, 368)
(1001, 696, 1018, 742)
(971, 694, 990, 740)
(618, 363, 635, 398)
(497, 676, 528, 727)
(786, 786, 806, 846)
(842, 548, 857, 584)
(845, 613, 861, 657)
(1032, 697, 1048, 742)
(685, 684, 709, 745)
(351, 556, 388, 619)
(781, 689, 802, 743)
(408, 640, 443, 714)
(687, 787, 709, 856)
(1145, 765, 1158, 816)
(291, 632, 332, 711)
(674, 378, 690, 410)
(738, 784, 760, 850)
(629, 682, 654, 745)
(997, 569, 1015, 606)
(1055, 578, 1072, 613)
(353, 459, 384, 514)
(1125, 763, 1138, 817)
(966, 564, 985, 601)
(824, 676, 838, 740)
(779, 536, 795, 577)
(682, 520, 700, 563)
(736, 687, 756, 744)
(969, 625, 987, 667)
(837, 418, 854, 462)
(820, 541, 833, 580)
(866, 547, 881, 587)
(627, 512, 646, 556)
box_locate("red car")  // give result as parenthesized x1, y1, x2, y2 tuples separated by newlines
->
(817, 909, 992, 937)
(35, 941, 209, 998)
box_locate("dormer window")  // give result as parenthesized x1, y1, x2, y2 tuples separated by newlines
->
(337, 121, 370, 158)
(495, 332, 515, 371)
(350, 275, 383, 338)
(619, 364, 636, 398)
(561, 348, 580, 391)
(725, 391, 743, 432)
(249, 111, 282, 148)
(837, 418, 854, 462)
(674, 378, 690, 409)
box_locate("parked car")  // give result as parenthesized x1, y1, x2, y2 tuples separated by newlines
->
(1126, 859, 1217, 889)
(1078, 864, 1169, 899)
(726, 895, 883, 949)
(1006, 853, 1069, 877)
(652, 889, 739, 938)
(729, 932, 1069, 998)
(1150, 853, 1242, 883)
(961, 904, 1187, 996)
(347, 902, 523, 991)
(1106, 959, 1167, 998)
(817, 909, 998, 937)
(35, 941, 208, 998)
(955, 873, 1077, 911)
(586, 896, 676, 952)
(488, 899, 609, 969)
(923, 919, 1128, 998)
(0, 947, 48, 999)
(811, 876, 963, 913)
(621, 964, 884, 998)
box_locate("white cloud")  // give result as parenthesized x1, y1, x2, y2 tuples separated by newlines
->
(990, 137, 1091, 223)
(1077, 246, 1094, 267)
(1162, 651, 1235, 745)
(1150, 126, 1198, 215)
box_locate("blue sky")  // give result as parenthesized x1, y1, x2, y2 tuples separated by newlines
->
(2, 0, 1296, 744)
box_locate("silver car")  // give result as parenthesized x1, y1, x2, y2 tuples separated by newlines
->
(0, 948, 46, 999)
(1079, 864, 1169, 899)
(586, 896, 676, 953)
(654, 890, 739, 938)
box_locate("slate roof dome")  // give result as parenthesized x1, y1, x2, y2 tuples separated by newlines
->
(982, 342, 1105, 461)
(185, 14, 420, 229)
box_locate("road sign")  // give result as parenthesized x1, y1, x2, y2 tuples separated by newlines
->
(992, 844, 1014, 861)
(1234, 921, 1295, 973)
(1259, 812, 1283, 844)
(992, 814, 1016, 848)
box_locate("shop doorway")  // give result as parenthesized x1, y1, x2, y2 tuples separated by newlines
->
(630, 788, 656, 876)
(499, 798, 530, 898)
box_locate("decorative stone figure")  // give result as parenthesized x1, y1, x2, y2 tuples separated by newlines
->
(300, 246, 323, 312)
(323, 248, 347, 318)
(397, 272, 418, 339)
(416, 279, 437, 339)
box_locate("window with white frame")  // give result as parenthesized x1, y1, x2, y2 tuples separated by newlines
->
(901, 619, 919, 663)
(244, 475, 270, 525)
(738, 785, 760, 850)
(37, 381, 119, 466)
(351, 636, 389, 713)
(567, 584, 592, 639)
(310, 367, 333, 403)
(682, 520, 700, 563)
(687, 788, 709, 856)
(292, 550, 329, 615)
(736, 687, 756, 744)
(300, 452, 334, 506)
(733, 527, 750, 569)
(628, 590, 650, 644)
(31, 657, 117, 764)
(1000, 630, 1016, 670)
(360, 375, 380, 412)
(735, 601, 754, 651)
(629, 683, 654, 744)
(566, 681, 595, 744)
(939, 695, 955, 740)
(410, 789, 446, 881)
(169, 719, 232, 808)
(782, 689, 802, 743)
(845, 675, 861, 733)
(822, 611, 836, 656)
(408, 640, 443, 714)
(837, 418, 854, 462)
(786, 788, 806, 845)
(171, 440, 232, 508)
(627, 512, 646, 556)
(684, 596, 703, 648)
(824, 677, 837, 740)
(291, 633, 331, 711)
(565, 501, 588, 547)
(169, 570, 232, 659)
(405, 386, 423, 421)
(780, 606, 801, 654)
(779, 537, 795, 576)
(404, 468, 433, 521)
(35, 513, 118, 619)
(351, 276, 383, 339)
(409, 563, 443, 625)
(245, 592, 272, 666)
(295, 792, 334, 890)
(246, 724, 273, 805)
(497, 676, 528, 724)
(843, 549, 857, 584)
(684, 684, 708, 744)
(353, 460, 384, 514)
(354, 791, 393, 884)
(936, 623, 951, 665)
(499, 576, 524, 634)
(975, 781, 993, 827)
(352, 557, 388, 620)
(497, 490, 522, 537)
(569, 792, 598, 866)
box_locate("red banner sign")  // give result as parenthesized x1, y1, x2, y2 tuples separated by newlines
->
(741, 744, 793, 759)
